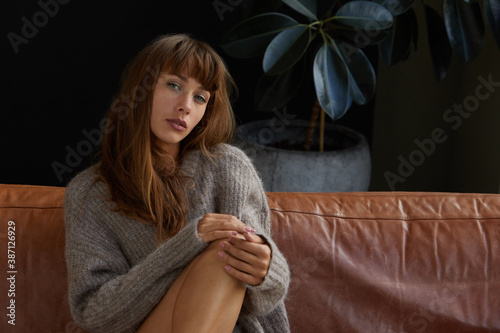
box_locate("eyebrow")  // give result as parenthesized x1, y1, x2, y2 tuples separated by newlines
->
(172, 74, 207, 91)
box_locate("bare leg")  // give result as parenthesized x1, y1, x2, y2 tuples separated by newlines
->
(137, 241, 246, 333)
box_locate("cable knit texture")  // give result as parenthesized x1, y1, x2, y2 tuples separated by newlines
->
(64, 143, 290, 333)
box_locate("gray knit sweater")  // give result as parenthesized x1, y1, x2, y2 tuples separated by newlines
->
(64, 144, 290, 333)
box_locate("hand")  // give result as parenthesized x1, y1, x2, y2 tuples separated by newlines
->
(218, 231, 271, 286)
(197, 213, 256, 243)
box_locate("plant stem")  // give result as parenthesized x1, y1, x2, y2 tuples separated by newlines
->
(303, 99, 321, 151)
(308, 21, 321, 29)
(320, 107, 325, 152)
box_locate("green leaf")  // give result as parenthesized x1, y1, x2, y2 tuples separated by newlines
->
(333, 1, 393, 31)
(313, 43, 350, 120)
(443, 0, 485, 62)
(425, 5, 452, 80)
(484, 0, 500, 48)
(332, 1, 394, 45)
(221, 13, 298, 58)
(282, 0, 318, 20)
(334, 24, 392, 46)
(372, 0, 416, 15)
(334, 41, 376, 105)
(379, 10, 415, 66)
(254, 58, 306, 111)
(263, 25, 311, 75)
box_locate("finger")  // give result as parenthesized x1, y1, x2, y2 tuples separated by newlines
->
(230, 231, 264, 244)
(219, 240, 257, 265)
(218, 250, 255, 274)
(198, 215, 257, 244)
(198, 216, 243, 241)
(199, 217, 243, 231)
(200, 230, 246, 243)
(222, 264, 264, 286)
(230, 234, 268, 254)
(203, 213, 239, 219)
(241, 231, 263, 243)
(223, 238, 271, 270)
(217, 249, 267, 286)
(199, 214, 250, 233)
(198, 230, 236, 243)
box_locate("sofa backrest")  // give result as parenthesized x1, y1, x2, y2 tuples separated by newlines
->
(267, 192, 500, 332)
(1, 184, 500, 332)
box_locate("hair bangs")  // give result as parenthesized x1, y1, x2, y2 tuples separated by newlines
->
(160, 39, 223, 93)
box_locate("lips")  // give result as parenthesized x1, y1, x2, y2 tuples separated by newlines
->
(167, 118, 187, 131)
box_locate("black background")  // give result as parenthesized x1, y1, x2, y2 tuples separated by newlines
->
(1, 0, 374, 186)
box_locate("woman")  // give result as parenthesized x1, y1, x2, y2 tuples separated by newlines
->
(64, 34, 290, 333)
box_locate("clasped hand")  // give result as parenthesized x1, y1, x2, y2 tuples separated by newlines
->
(198, 213, 271, 286)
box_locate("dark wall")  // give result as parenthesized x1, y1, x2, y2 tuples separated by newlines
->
(1, 0, 374, 187)
(1, 1, 252, 186)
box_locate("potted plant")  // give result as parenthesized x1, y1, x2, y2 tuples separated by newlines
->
(221, 0, 500, 192)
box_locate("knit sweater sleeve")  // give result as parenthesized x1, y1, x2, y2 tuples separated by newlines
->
(216, 144, 290, 316)
(64, 168, 207, 333)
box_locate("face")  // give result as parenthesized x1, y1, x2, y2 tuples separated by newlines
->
(150, 73, 210, 157)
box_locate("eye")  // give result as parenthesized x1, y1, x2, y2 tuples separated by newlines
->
(167, 82, 181, 91)
(195, 94, 207, 103)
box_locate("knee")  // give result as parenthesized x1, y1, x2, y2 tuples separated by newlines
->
(193, 241, 225, 268)
(201, 240, 224, 257)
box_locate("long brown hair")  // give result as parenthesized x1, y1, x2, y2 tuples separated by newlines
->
(97, 34, 236, 243)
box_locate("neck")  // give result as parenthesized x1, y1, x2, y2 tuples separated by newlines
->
(153, 142, 180, 173)
(163, 144, 180, 161)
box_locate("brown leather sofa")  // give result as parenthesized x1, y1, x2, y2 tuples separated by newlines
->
(1, 184, 500, 332)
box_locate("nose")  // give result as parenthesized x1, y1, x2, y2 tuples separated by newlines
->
(177, 94, 191, 114)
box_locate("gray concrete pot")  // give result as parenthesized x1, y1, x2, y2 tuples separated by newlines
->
(234, 119, 371, 192)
